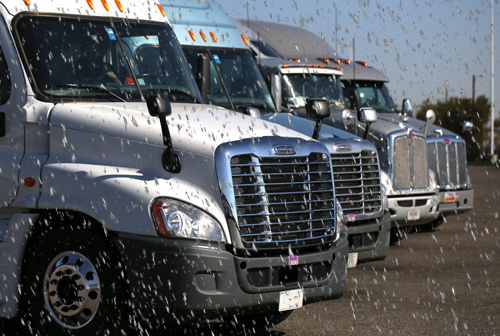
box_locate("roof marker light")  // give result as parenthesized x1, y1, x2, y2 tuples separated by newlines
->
(210, 32, 217, 43)
(241, 34, 249, 45)
(343, 59, 352, 65)
(331, 58, 341, 64)
(200, 31, 207, 42)
(290, 58, 301, 63)
(356, 61, 368, 67)
(87, 0, 94, 10)
(101, 0, 109, 11)
(23, 0, 30, 6)
(157, 3, 166, 17)
(115, 0, 123, 12)
(319, 58, 330, 64)
(282, 64, 289, 68)
(189, 30, 196, 41)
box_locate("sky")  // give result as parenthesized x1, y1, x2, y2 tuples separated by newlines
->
(216, 0, 500, 120)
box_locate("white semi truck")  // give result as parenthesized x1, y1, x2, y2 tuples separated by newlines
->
(0, 1, 348, 334)
(163, 0, 391, 265)
(240, 20, 443, 242)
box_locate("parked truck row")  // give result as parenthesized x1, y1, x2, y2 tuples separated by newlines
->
(0, 0, 473, 335)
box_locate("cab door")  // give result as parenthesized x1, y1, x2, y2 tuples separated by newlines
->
(0, 18, 26, 208)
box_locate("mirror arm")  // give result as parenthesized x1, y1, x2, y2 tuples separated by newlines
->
(159, 116, 181, 173)
(312, 120, 323, 140)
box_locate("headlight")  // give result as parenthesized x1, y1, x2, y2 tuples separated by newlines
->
(152, 199, 226, 242)
(335, 198, 346, 240)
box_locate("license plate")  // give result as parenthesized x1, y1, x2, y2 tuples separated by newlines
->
(278, 289, 304, 311)
(407, 209, 420, 221)
(444, 192, 458, 202)
(348, 252, 358, 268)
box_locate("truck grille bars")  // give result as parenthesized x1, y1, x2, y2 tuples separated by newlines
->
(230, 152, 336, 248)
(427, 139, 467, 189)
(392, 133, 428, 190)
(331, 150, 382, 217)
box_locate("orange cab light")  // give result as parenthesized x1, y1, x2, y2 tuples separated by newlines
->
(210, 32, 217, 43)
(241, 34, 249, 45)
(331, 58, 341, 64)
(115, 0, 124, 12)
(24, 177, 36, 188)
(87, 0, 94, 10)
(23, 0, 30, 6)
(336, 67, 341, 70)
(305, 64, 311, 68)
(313, 64, 318, 68)
(101, 0, 109, 11)
(290, 58, 301, 63)
(189, 30, 196, 41)
(157, 3, 166, 17)
(319, 65, 325, 68)
(320, 58, 330, 64)
(357, 61, 368, 67)
(343, 59, 352, 64)
(200, 31, 207, 42)
(145, 35, 150, 40)
(281, 64, 289, 68)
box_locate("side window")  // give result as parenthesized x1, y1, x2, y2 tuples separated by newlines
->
(0, 47, 11, 105)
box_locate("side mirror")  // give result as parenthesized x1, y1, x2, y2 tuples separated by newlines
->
(341, 109, 354, 125)
(196, 54, 211, 104)
(463, 120, 474, 133)
(306, 98, 330, 140)
(358, 107, 377, 124)
(246, 107, 261, 119)
(357, 107, 377, 139)
(146, 93, 181, 173)
(270, 73, 282, 113)
(350, 89, 362, 111)
(424, 109, 436, 136)
(401, 98, 413, 118)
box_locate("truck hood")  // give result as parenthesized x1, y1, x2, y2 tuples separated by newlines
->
(48, 102, 311, 158)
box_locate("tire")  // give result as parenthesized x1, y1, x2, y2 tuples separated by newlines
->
(226, 310, 293, 331)
(21, 224, 130, 336)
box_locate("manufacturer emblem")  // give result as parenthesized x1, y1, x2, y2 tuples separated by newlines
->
(334, 144, 352, 152)
(273, 145, 296, 155)
(408, 129, 414, 145)
(443, 139, 451, 145)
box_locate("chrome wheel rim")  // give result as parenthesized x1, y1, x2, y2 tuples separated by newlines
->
(43, 251, 101, 329)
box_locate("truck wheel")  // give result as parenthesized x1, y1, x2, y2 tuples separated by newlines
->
(227, 310, 293, 330)
(21, 225, 129, 335)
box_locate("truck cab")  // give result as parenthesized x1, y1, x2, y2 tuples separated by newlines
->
(0, 1, 347, 334)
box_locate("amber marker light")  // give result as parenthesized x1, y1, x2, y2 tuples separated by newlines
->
(101, 0, 109, 11)
(200, 31, 207, 42)
(189, 30, 196, 41)
(343, 59, 352, 64)
(115, 0, 124, 12)
(320, 58, 330, 64)
(157, 3, 166, 17)
(153, 201, 171, 237)
(357, 61, 368, 67)
(23, 0, 30, 6)
(210, 32, 217, 43)
(290, 58, 301, 63)
(24, 177, 36, 188)
(331, 58, 341, 64)
(241, 34, 249, 45)
(86, 0, 95, 10)
(281, 64, 289, 68)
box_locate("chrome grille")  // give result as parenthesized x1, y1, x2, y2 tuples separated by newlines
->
(331, 150, 382, 216)
(392, 134, 428, 190)
(427, 140, 467, 188)
(230, 153, 335, 247)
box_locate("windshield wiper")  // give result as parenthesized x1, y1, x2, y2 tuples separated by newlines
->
(46, 84, 126, 102)
(142, 88, 199, 103)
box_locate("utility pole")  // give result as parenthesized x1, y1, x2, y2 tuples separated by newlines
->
(491, 0, 496, 161)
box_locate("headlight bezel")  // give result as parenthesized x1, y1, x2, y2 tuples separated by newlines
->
(151, 198, 226, 242)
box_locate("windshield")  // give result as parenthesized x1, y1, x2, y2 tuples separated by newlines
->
(182, 47, 275, 112)
(342, 80, 396, 113)
(14, 15, 201, 103)
(281, 73, 344, 109)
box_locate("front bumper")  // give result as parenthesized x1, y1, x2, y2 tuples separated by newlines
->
(347, 210, 391, 263)
(388, 193, 441, 228)
(437, 188, 474, 216)
(113, 233, 348, 324)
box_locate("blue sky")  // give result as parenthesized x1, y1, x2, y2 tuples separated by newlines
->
(217, 0, 500, 119)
